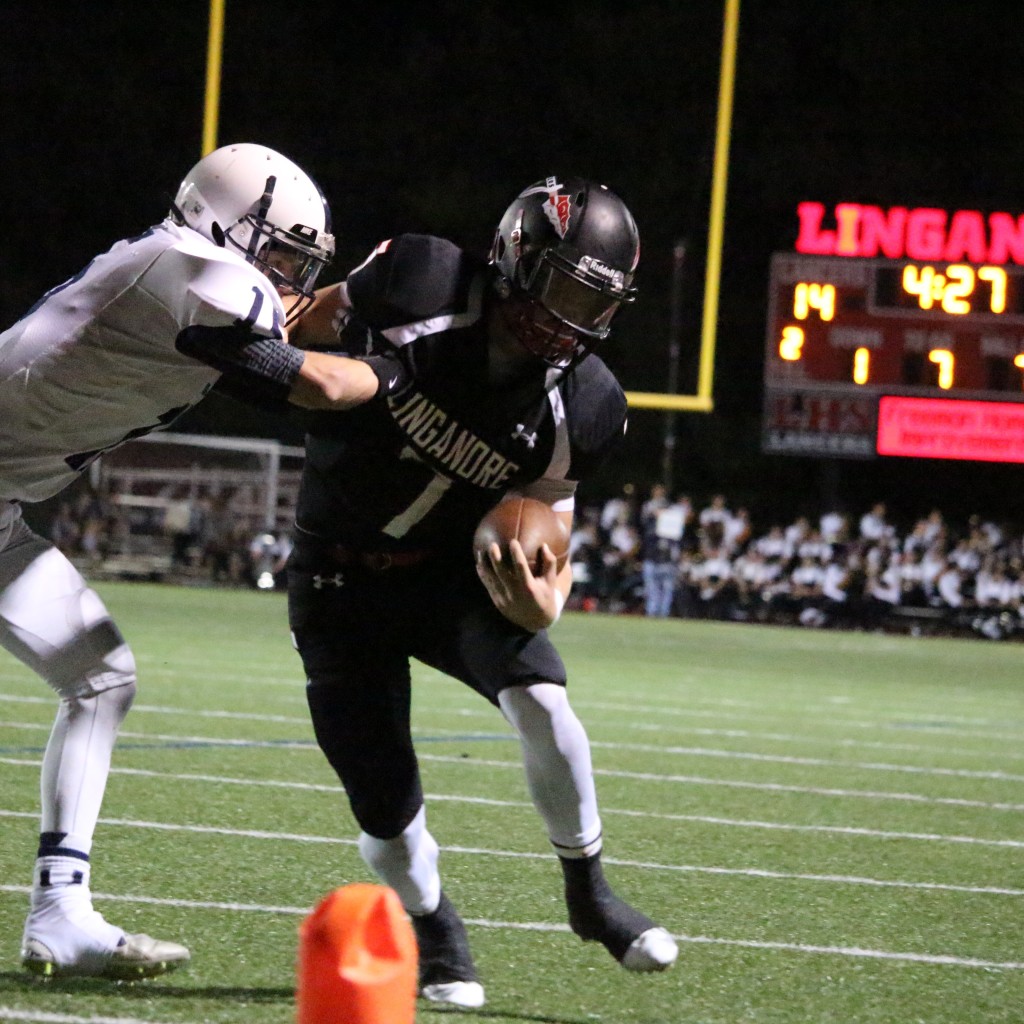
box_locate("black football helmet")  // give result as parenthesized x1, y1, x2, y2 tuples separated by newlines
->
(490, 176, 640, 368)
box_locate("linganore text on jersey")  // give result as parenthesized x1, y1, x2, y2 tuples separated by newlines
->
(388, 391, 522, 488)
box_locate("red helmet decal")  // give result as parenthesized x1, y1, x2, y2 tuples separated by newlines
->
(544, 189, 572, 238)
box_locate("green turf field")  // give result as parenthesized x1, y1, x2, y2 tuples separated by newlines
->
(0, 582, 1021, 1023)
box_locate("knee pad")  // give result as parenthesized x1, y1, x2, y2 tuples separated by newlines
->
(0, 546, 136, 700)
(54, 679, 137, 746)
(91, 677, 137, 724)
(357, 806, 440, 914)
(306, 676, 423, 837)
(47, 622, 137, 702)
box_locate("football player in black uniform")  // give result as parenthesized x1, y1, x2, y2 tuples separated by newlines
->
(280, 178, 679, 1006)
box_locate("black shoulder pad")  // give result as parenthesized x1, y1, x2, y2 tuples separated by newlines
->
(560, 355, 628, 480)
(345, 235, 467, 327)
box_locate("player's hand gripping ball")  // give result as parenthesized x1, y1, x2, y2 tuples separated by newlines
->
(473, 496, 570, 576)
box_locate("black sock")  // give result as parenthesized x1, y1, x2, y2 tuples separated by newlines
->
(560, 853, 657, 961)
(410, 891, 479, 986)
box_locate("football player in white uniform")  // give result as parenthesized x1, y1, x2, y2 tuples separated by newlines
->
(0, 142, 335, 978)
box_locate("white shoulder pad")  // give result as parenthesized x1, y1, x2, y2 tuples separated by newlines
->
(142, 226, 286, 338)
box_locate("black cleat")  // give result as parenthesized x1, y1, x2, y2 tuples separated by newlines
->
(561, 853, 678, 971)
(410, 891, 485, 1007)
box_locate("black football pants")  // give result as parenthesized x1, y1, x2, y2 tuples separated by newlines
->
(287, 549, 566, 839)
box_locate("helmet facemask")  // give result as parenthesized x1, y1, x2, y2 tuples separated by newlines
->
(499, 293, 584, 369)
(224, 177, 334, 324)
(496, 243, 636, 370)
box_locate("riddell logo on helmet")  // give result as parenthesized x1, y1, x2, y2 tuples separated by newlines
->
(544, 192, 572, 238)
(578, 256, 625, 290)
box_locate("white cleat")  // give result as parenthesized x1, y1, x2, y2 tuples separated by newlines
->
(22, 933, 191, 980)
(620, 927, 678, 973)
(420, 979, 487, 1008)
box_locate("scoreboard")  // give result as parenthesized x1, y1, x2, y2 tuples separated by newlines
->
(763, 203, 1024, 462)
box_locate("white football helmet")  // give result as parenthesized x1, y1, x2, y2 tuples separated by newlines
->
(173, 143, 335, 319)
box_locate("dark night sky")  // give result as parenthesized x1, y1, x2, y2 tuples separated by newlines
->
(5, 1, 1024, 527)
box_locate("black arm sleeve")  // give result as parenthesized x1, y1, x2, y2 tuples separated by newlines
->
(175, 324, 304, 409)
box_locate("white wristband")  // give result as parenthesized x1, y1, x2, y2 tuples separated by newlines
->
(551, 589, 565, 624)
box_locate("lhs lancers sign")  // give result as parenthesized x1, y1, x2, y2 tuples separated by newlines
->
(795, 201, 1024, 265)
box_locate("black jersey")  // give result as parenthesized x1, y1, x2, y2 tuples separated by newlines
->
(295, 234, 627, 556)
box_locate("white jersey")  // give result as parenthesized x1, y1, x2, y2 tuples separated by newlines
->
(0, 219, 286, 502)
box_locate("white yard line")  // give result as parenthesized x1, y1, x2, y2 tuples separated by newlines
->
(0, 1011, 183, 1024)
(0, 694, 310, 725)
(617, 720, 1024, 760)
(0, 809, 1019, 896)
(574, 698, 1024, 738)
(3, 679, 1024, 740)
(0, 889, 1020, 974)
(586, 740, 1024, 781)
(8, 700, 1024, 764)
(435, 706, 1024, 760)
(420, 753, 1024, 811)
(3, 747, 1024, 816)
(2, 756, 1023, 846)
(3, 697, 1023, 781)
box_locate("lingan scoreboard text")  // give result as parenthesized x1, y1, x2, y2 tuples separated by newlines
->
(763, 201, 1024, 463)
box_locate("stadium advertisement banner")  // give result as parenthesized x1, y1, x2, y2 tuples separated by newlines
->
(877, 394, 1024, 463)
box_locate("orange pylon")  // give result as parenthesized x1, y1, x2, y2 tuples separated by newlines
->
(296, 884, 417, 1024)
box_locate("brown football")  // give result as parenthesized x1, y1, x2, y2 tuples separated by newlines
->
(473, 496, 570, 575)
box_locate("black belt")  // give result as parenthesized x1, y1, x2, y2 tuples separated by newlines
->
(325, 543, 434, 572)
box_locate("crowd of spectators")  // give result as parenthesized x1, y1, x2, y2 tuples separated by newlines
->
(568, 486, 1024, 641)
(45, 478, 1024, 641)
(46, 484, 291, 590)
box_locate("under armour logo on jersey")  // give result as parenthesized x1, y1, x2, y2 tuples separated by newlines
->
(512, 424, 538, 448)
(312, 572, 345, 590)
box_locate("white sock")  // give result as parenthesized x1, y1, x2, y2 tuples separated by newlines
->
(358, 806, 441, 914)
(25, 684, 135, 965)
(498, 683, 603, 857)
(24, 858, 124, 964)
(39, 684, 135, 849)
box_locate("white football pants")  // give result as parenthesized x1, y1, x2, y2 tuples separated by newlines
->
(0, 502, 136, 858)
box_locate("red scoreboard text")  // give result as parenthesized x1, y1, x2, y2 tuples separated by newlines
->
(763, 203, 1024, 461)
